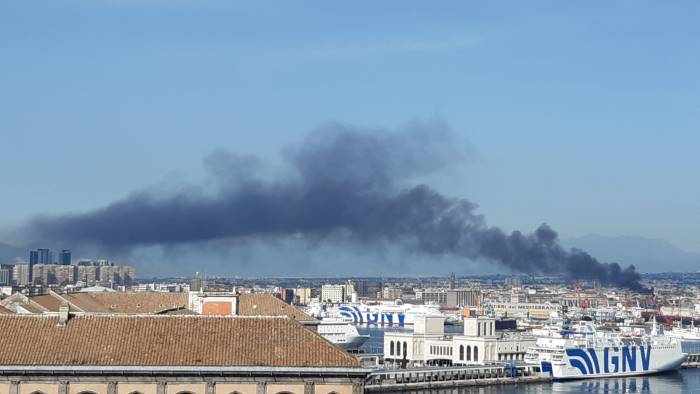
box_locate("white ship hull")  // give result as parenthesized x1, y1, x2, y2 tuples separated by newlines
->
(543, 343, 686, 380)
(316, 318, 370, 351)
(308, 302, 442, 326)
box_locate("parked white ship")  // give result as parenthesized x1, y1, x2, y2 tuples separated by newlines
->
(306, 300, 442, 326)
(525, 322, 686, 380)
(316, 318, 370, 351)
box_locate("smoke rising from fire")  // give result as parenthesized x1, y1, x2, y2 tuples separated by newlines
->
(25, 121, 642, 289)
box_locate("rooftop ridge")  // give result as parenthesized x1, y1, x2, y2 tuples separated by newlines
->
(0, 313, 296, 319)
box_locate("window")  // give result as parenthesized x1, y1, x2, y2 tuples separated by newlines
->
(474, 346, 479, 362)
(390, 341, 394, 356)
(467, 345, 471, 361)
(396, 341, 401, 356)
(403, 341, 407, 357)
(459, 345, 464, 360)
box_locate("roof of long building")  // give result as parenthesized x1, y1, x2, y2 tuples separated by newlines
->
(238, 293, 314, 321)
(18, 292, 188, 314)
(0, 314, 359, 368)
(10, 292, 313, 320)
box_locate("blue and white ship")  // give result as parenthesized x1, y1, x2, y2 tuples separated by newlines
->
(306, 301, 442, 326)
(524, 322, 686, 380)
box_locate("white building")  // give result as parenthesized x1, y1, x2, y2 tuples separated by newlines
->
(384, 316, 536, 368)
(321, 284, 346, 303)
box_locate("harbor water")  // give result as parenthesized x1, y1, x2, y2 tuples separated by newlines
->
(358, 325, 700, 393)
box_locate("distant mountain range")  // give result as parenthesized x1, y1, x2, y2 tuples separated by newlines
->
(563, 234, 700, 273)
(0, 242, 25, 264)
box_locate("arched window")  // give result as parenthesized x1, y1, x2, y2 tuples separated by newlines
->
(466, 345, 471, 361)
(402, 341, 407, 357)
(30, 391, 47, 394)
(459, 345, 464, 360)
(474, 346, 479, 362)
(128, 391, 144, 394)
(77, 391, 98, 394)
(390, 341, 394, 356)
(396, 341, 401, 356)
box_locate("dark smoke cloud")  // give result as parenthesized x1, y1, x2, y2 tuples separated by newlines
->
(26, 121, 642, 289)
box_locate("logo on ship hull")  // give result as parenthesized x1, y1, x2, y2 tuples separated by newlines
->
(337, 306, 406, 325)
(566, 346, 651, 375)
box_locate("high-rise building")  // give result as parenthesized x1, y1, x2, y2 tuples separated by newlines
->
(13, 262, 30, 286)
(0, 264, 13, 286)
(320, 284, 346, 303)
(415, 289, 482, 308)
(29, 250, 39, 265)
(294, 288, 312, 305)
(76, 265, 98, 285)
(356, 279, 383, 298)
(59, 249, 71, 265)
(37, 248, 52, 264)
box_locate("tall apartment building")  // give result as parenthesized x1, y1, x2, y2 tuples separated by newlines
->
(29, 250, 39, 264)
(321, 284, 345, 303)
(356, 279, 383, 298)
(415, 289, 483, 308)
(37, 248, 52, 264)
(12, 262, 30, 286)
(294, 287, 312, 305)
(98, 265, 136, 286)
(0, 264, 13, 286)
(382, 286, 403, 300)
(59, 249, 72, 265)
(76, 265, 99, 285)
(33, 264, 76, 286)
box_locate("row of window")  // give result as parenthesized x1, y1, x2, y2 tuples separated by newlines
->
(389, 340, 408, 357)
(430, 345, 452, 357)
(458, 345, 479, 362)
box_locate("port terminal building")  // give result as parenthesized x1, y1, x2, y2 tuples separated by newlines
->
(383, 316, 536, 368)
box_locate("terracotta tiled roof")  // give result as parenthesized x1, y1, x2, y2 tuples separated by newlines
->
(29, 292, 188, 314)
(29, 295, 63, 311)
(0, 306, 13, 314)
(238, 293, 313, 321)
(0, 315, 359, 368)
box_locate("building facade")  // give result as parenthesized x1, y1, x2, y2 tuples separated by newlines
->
(415, 289, 482, 308)
(320, 284, 345, 303)
(0, 314, 367, 394)
(384, 316, 536, 368)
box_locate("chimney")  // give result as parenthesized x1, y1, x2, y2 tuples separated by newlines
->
(58, 303, 70, 326)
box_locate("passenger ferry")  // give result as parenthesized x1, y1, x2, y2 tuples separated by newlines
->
(306, 300, 442, 326)
(316, 318, 370, 351)
(525, 322, 686, 380)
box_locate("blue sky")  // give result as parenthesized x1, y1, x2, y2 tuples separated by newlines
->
(1, 1, 699, 270)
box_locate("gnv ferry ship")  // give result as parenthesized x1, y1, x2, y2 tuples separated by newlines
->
(525, 322, 686, 380)
(305, 301, 441, 326)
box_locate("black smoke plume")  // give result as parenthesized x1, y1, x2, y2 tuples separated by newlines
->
(26, 121, 642, 289)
